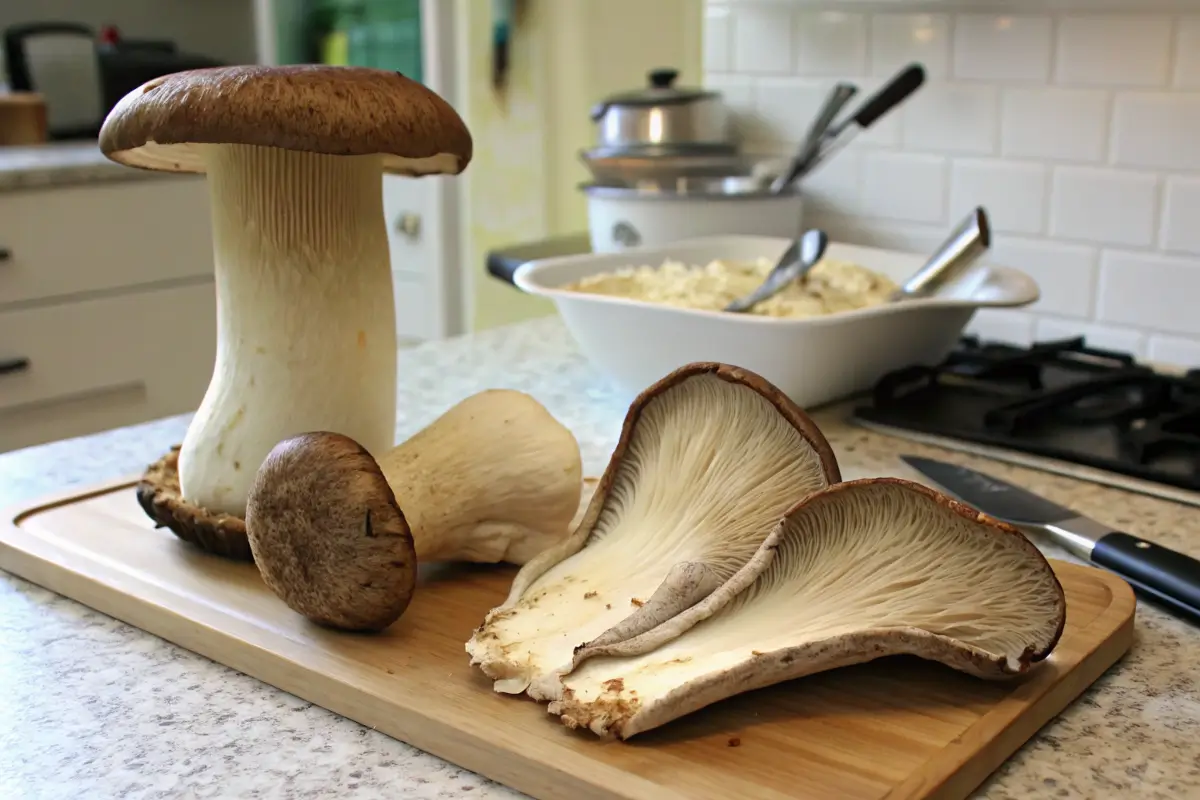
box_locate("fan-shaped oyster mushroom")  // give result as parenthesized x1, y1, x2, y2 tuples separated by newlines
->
(546, 478, 1067, 740)
(466, 362, 841, 699)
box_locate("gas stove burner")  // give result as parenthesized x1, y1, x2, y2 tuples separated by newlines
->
(854, 334, 1200, 493)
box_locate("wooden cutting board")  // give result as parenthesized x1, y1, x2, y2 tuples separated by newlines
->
(1, 479, 1136, 800)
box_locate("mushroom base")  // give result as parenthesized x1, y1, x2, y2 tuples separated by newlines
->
(136, 446, 252, 561)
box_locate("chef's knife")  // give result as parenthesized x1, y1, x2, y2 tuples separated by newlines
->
(900, 454, 1200, 623)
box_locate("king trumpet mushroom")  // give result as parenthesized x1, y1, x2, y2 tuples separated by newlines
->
(244, 389, 586, 632)
(465, 362, 842, 699)
(111, 65, 473, 560)
(545, 479, 1066, 740)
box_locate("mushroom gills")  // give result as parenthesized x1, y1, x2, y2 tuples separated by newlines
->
(546, 478, 1067, 740)
(466, 366, 840, 701)
(180, 143, 398, 517)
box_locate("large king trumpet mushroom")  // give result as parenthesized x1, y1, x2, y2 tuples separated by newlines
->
(244, 389, 587, 632)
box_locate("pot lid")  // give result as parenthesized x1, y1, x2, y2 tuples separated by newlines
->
(580, 176, 800, 200)
(590, 69, 720, 120)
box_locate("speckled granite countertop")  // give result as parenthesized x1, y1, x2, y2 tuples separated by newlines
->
(0, 141, 174, 191)
(2, 317, 1198, 800)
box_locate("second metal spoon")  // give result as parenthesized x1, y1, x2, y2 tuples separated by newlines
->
(725, 229, 829, 313)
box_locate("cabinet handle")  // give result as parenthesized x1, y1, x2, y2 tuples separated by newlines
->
(394, 213, 422, 241)
(0, 356, 30, 375)
(0, 247, 10, 261)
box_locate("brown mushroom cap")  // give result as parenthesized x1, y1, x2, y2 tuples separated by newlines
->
(99, 64, 473, 176)
(244, 431, 418, 633)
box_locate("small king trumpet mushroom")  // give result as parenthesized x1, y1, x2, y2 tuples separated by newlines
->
(466, 362, 842, 699)
(111, 65, 473, 560)
(543, 478, 1066, 740)
(244, 389, 586, 632)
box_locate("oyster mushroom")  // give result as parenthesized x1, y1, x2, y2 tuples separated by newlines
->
(466, 362, 841, 700)
(546, 478, 1067, 740)
(244, 389, 586, 631)
(108, 65, 473, 560)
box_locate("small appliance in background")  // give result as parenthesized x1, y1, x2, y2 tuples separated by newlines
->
(577, 65, 926, 254)
(577, 68, 803, 253)
(2, 22, 103, 139)
(853, 335, 1200, 507)
(2, 21, 225, 141)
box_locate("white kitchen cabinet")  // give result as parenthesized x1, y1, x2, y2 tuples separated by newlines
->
(0, 281, 216, 453)
(0, 177, 212, 306)
(0, 176, 216, 453)
(383, 173, 465, 344)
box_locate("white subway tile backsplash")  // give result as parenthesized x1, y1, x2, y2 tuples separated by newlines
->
(965, 309, 1036, 346)
(870, 14, 951, 79)
(953, 14, 1052, 83)
(802, 151, 863, 216)
(753, 78, 836, 144)
(902, 85, 998, 155)
(732, 4, 794, 74)
(860, 152, 947, 224)
(794, 11, 867, 76)
(1055, 15, 1173, 88)
(1001, 88, 1109, 162)
(703, 74, 760, 142)
(1148, 335, 1200, 369)
(951, 160, 1047, 235)
(1161, 178, 1200, 255)
(709, 3, 1200, 361)
(704, 5, 733, 73)
(1174, 17, 1200, 88)
(988, 236, 1097, 317)
(1050, 167, 1159, 247)
(1098, 250, 1200, 336)
(808, 214, 953, 256)
(1112, 93, 1200, 170)
(1036, 317, 1148, 357)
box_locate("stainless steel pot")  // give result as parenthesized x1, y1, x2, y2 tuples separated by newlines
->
(589, 68, 734, 154)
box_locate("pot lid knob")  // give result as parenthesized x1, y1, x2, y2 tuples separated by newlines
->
(648, 68, 679, 89)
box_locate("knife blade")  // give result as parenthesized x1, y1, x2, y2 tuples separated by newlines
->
(900, 454, 1200, 623)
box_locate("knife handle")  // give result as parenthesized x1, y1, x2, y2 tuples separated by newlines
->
(1092, 532, 1200, 623)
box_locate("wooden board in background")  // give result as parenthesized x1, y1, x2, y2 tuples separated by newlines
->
(0, 480, 1137, 800)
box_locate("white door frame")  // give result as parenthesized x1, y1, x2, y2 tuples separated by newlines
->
(250, 0, 468, 339)
(251, 0, 278, 65)
(419, 0, 469, 338)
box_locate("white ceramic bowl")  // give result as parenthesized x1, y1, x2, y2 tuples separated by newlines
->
(511, 235, 1040, 409)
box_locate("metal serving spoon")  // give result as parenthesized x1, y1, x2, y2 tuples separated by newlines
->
(725, 228, 829, 313)
(890, 206, 991, 301)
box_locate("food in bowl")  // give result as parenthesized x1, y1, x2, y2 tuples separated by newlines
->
(558, 255, 899, 317)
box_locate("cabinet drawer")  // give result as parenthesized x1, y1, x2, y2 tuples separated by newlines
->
(0, 281, 216, 452)
(0, 177, 213, 307)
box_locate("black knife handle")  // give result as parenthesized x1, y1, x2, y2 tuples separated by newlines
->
(852, 63, 925, 129)
(1092, 532, 1200, 623)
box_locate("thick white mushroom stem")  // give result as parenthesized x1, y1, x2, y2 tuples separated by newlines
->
(179, 144, 397, 516)
(376, 389, 584, 565)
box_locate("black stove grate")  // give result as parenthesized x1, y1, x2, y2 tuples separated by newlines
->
(853, 335, 1200, 491)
